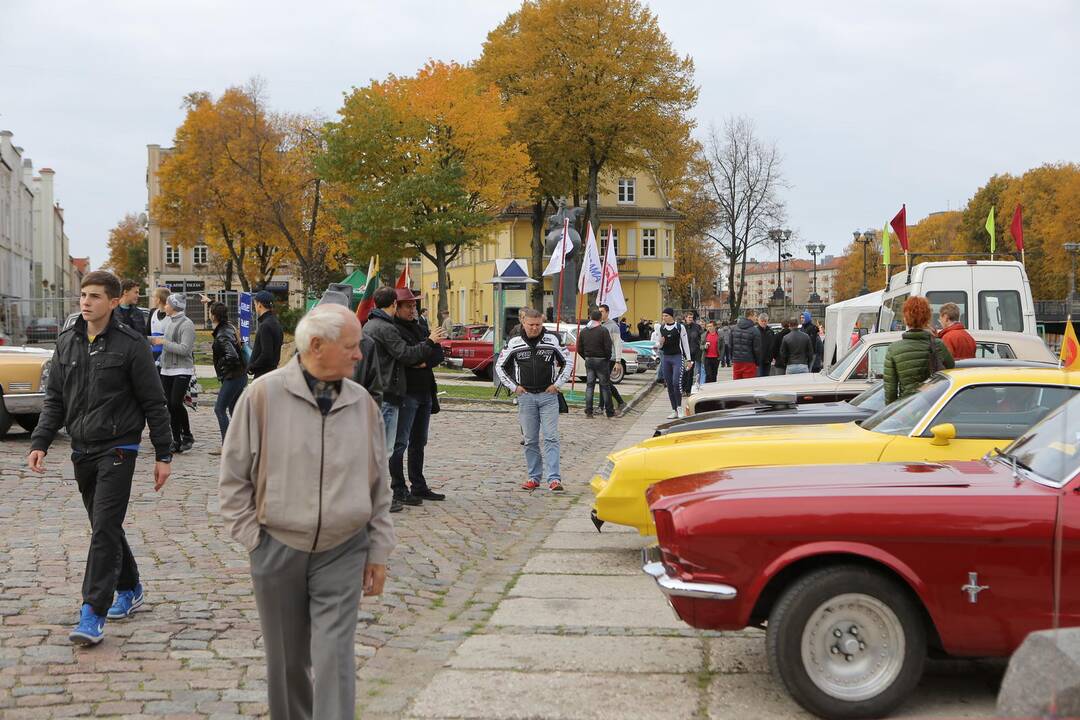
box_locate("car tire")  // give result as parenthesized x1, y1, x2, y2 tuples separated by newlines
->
(473, 365, 493, 381)
(766, 564, 926, 720)
(610, 361, 625, 384)
(0, 402, 12, 438)
(13, 414, 39, 433)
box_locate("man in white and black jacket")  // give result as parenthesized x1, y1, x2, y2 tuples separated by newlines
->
(495, 308, 572, 492)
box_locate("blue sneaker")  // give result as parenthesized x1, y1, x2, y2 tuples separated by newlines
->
(107, 583, 145, 619)
(69, 604, 105, 646)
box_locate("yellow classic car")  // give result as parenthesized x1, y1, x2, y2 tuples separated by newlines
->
(592, 366, 1080, 535)
(0, 345, 53, 437)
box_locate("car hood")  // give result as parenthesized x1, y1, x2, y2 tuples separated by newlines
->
(0, 346, 53, 357)
(649, 460, 1012, 507)
(656, 401, 860, 432)
(633, 420, 869, 453)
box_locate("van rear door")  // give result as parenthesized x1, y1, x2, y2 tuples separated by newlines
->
(922, 264, 974, 330)
(968, 263, 1031, 334)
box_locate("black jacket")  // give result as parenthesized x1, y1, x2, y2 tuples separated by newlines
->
(729, 317, 761, 365)
(31, 312, 173, 460)
(779, 328, 814, 367)
(248, 310, 283, 378)
(212, 322, 246, 381)
(353, 334, 384, 405)
(116, 305, 146, 335)
(396, 315, 444, 399)
(495, 329, 572, 392)
(685, 322, 704, 360)
(802, 322, 822, 369)
(757, 325, 775, 371)
(577, 324, 613, 359)
(772, 328, 791, 368)
(364, 308, 437, 404)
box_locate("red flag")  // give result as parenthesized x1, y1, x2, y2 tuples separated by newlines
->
(1010, 204, 1024, 252)
(395, 262, 412, 289)
(890, 204, 909, 251)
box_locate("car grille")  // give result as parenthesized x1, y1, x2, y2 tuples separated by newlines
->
(7, 382, 32, 392)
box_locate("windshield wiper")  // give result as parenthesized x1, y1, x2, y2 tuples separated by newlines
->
(991, 447, 1034, 480)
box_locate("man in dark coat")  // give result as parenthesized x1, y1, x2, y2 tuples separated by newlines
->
(730, 310, 761, 380)
(756, 313, 775, 377)
(248, 291, 283, 379)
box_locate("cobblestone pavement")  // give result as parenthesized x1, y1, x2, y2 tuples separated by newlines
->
(0, 381, 654, 718)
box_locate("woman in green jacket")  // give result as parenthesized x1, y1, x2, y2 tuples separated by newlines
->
(883, 296, 955, 404)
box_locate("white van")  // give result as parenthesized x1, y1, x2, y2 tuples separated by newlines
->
(876, 260, 1036, 336)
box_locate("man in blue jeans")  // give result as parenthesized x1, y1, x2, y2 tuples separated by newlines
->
(655, 308, 692, 419)
(495, 308, 572, 491)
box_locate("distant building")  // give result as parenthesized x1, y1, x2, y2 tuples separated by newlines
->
(70, 256, 90, 292)
(0, 130, 34, 301)
(737, 255, 840, 309)
(31, 167, 71, 304)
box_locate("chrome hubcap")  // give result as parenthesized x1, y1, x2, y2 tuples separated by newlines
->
(800, 593, 905, 701)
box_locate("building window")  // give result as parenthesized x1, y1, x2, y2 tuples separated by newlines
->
(664, 229, 673, 257)
(193, 245, 208, 265)
(165, 244, 180, 265)
(641, 229, 656, 257)
(602, 228, 619, 256)
(617, 178, 635, 204)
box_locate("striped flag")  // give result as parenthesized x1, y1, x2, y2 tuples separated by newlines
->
(356, 255, 380, 324)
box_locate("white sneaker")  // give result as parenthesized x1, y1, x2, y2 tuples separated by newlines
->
(666, 410, 678, 419)
(677, 407, 686, 418)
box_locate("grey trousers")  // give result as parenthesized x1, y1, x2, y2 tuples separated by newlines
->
(250, 529, 369, 720)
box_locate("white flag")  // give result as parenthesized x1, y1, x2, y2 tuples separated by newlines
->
(598, 226, 627, 319)
(577, 223, 603, 294)
(542, 218, 572, 277)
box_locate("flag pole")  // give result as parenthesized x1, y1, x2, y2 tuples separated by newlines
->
(555, 218, 569, 333)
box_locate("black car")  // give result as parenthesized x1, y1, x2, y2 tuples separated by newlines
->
(654, 358, 1058, 437)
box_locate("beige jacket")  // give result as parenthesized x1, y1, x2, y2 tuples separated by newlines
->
(218, 356, 396, 564)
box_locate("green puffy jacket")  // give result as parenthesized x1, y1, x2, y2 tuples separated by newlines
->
(883, 329, 955, 403)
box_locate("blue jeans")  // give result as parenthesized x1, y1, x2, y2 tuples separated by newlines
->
(517, 392, 561, 482)
(390, 395, 432, 495)
(214, 375, 248, 440)
(786, 364, 810, 374)
(696, 357, 706, 386)
(660, 354, 683, 410)
(584, 358, 613, 416)
(381, 402, 400, 450)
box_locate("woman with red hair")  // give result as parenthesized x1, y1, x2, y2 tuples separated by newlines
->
(882, 296, 955, 403)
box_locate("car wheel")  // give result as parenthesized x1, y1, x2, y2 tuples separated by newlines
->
(766, 565, 926, 720)
(473, 366, 493, 380)
(13, 414, 39, 433)
(611, 361, 625, 384)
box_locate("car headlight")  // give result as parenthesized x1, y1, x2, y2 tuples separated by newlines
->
(39, 359, 52, 390)
(597, 458, 615, 482)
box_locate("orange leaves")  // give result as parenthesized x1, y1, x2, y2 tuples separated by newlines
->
(103, 213, 149, 282)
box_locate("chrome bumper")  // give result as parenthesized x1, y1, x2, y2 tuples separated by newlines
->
(641, 545, 738, 601)
(443, 358, 464, 369)
(2, 392, 43, 414)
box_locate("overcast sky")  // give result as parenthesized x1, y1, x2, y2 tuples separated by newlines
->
(3, 0, 1077, 268)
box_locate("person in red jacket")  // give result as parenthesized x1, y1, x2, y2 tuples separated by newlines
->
(937, 302, 976, 360)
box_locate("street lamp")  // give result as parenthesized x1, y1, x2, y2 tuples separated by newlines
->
(853, 230, 876, 296)
(806, 242, 826, 303)
(769, 228, 792, 300)
(1066, 243, 1080, 305)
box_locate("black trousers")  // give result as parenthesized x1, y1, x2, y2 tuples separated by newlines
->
(73, 448, 140, 616)
(161, 374, 193, 444)
(609, 361, 624, 406)
(705, 357, 721, 383)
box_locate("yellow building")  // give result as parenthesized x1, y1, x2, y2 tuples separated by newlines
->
(415, 171, 681, 324)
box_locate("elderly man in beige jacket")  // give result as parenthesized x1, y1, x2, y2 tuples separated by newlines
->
(219, 303, 395, 720)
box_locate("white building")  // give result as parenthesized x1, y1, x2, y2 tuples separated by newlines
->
(0, 131, 35, 301)
(31, 167, 71, 302)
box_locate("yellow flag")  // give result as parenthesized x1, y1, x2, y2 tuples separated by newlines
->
(1061, 319, 1080, 371)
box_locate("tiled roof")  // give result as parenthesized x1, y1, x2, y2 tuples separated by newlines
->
(498, 204, 685, 221)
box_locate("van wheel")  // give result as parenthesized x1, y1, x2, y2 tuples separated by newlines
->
(611, 361, 625, 384)
(13, 414, 39, 433)
(766, 565, 926, 719)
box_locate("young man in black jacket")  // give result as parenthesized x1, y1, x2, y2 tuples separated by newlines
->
(115, 279, 146, 335)
(578, 309, 614, 418)
(389, 291, 446, 506)
(28, 271, 173, 646)
(248, 291, 283, 379)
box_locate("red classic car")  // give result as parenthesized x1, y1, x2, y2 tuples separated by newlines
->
(441, 328, 496, 378)
(643, 395, 1080, 719)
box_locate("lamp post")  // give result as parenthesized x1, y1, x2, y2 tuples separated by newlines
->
(1066, 243, 1080, 306)
(769, 228, 792, 301)
(853, 230, 875, 296)
(806, 242, 826, 303)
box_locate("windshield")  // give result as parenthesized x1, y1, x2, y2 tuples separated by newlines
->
(827, 341, 866, 380)
(1003, 395, 1080, 486)
(861, 375, 950, 435)
(850, 382, 886, 412)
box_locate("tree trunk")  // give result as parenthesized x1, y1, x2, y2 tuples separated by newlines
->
(224, 259, 234, 292)
(435, 243, 450, 317)
(587, 162, 601, 239)
(530, 201, 545, 310)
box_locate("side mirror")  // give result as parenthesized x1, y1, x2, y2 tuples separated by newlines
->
(929, 423, 957, 446)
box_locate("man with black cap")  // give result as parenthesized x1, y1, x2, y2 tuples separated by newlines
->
(248, 290, 283, 380)
(364, 287, 446, 511)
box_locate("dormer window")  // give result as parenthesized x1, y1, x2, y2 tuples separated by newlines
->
(617, 178, 635, 204)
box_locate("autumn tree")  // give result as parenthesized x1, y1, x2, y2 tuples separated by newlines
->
(322, 61, 536, 314)
(669, 233, 720, 308)
(103, 213, 149, 283)
(833, 233, 886, 301)
(477, 0, 698, 245)
(699, 117, 787, 317)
